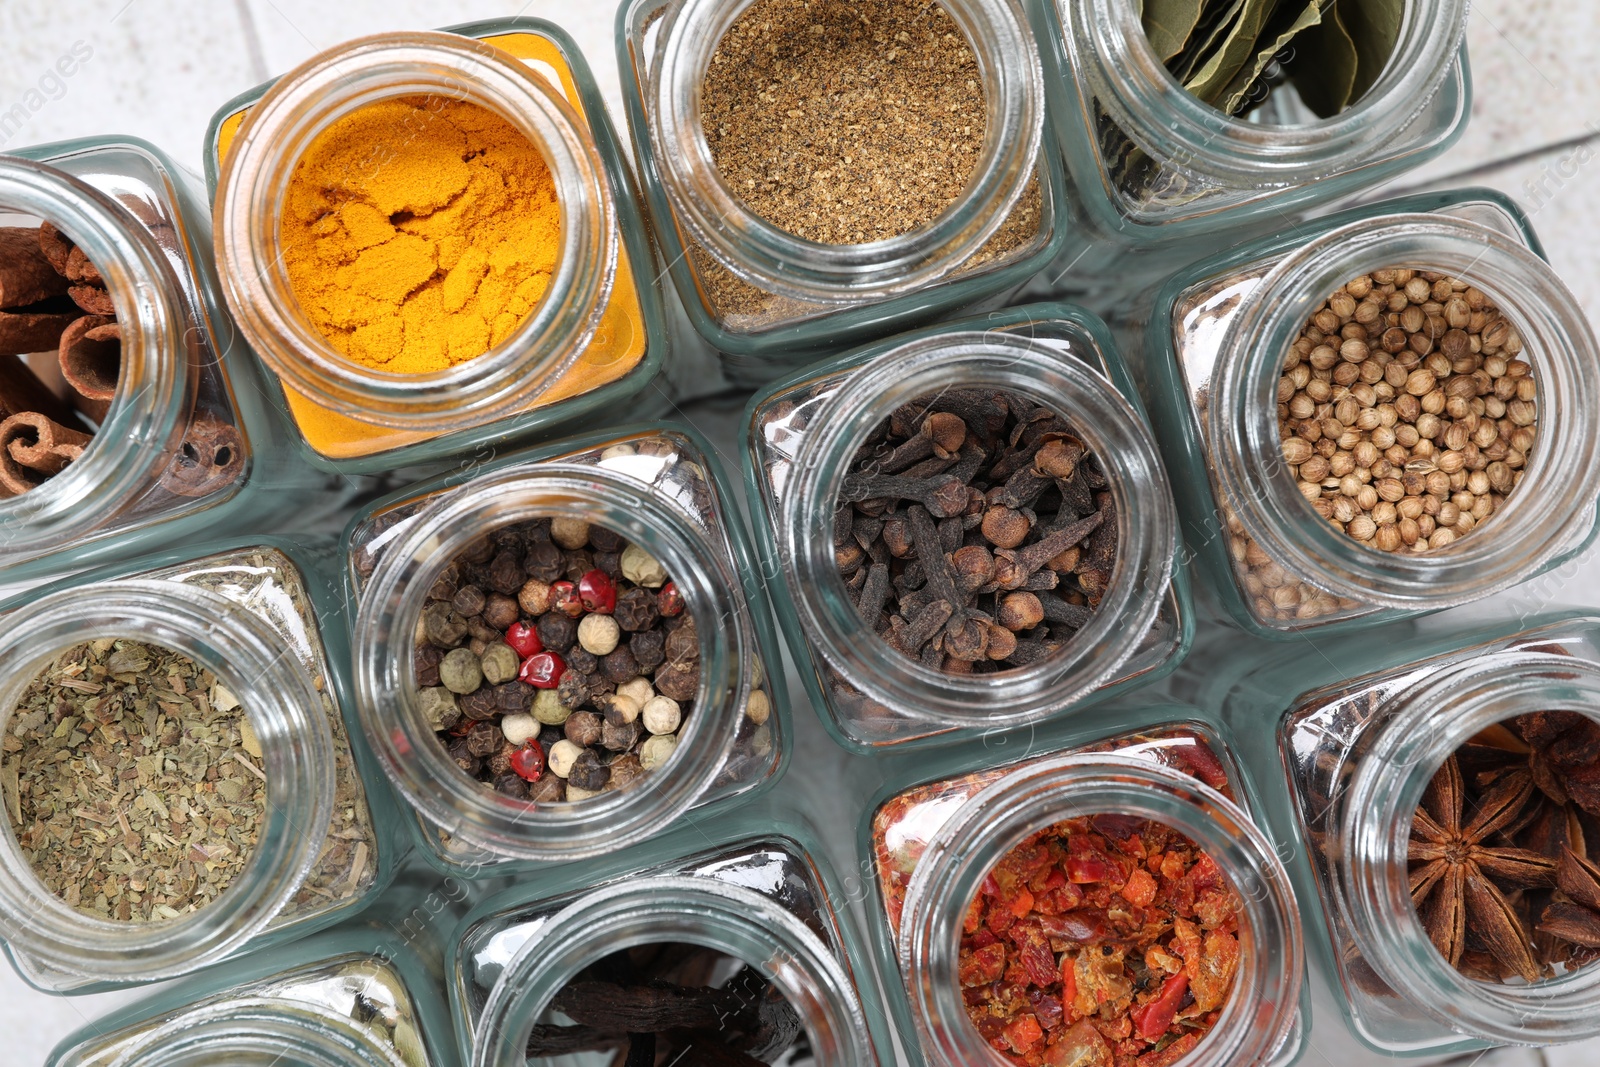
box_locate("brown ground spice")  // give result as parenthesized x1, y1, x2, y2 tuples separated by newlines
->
(702, 0, 989, 244)
(694, 0, 1043, 327)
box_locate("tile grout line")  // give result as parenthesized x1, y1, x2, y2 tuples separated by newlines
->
(232, 0, 272, 84)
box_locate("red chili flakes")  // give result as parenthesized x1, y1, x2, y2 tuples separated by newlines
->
(957, 817, 1243, 1067)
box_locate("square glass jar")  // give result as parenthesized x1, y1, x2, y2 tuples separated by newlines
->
(449, 803, 895, 1067)
(1137, 188, 1600, 639)
(342, 422, 787, 875)
(1238, 614, 1600, 1054)
(857, 704, 1307, 1067)
(742, 302, 1192, 753)
(614, 0, 1071, 381)
(0, 140, 341, 587)
(0, 537, 402, 994)
(204, 18, 667, 476)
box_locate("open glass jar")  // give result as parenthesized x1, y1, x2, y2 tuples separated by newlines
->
(208, 19, 665, 475)
(46, 879, 466, 1067)
(0, 538, 397, 993)
(616, 0, 1068, 378)
(1138, 188, 1600, 639)
(346, 424, 785, 875)
(450, 805, 892, 1067)
(861, 711, 1304, 1067)
(1032, 0, 1469, 249)
(743, 303, 1190, 752)
(1272, 614, 1600, 1054)
(0, 142, 333, 585)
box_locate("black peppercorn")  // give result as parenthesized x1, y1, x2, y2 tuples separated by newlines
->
(482, 593, 519, 631)
(537, 613, 577, 652)
(564, 647, 599, 675)
(487, 551, 524, 595)
(664, 623, 699, 667)
(493, 773, 530, 799)
(452, 585, 487, 617)
(524, 541, 564, 583)
(567, 749, 611, 792)
(538, 724, 566, 751)
(459, 687, 500, 721)
(562, 550, 596, 583)
(490, 680, 535, 715)
(594, 550, 623, 578)
(427, 562, 461, 602)
(615, 587, 658, 632)
(423, 602, 469, 648)
(466, 720, 502, 758)
(654, 663, 698, 702)
(602, 646, 640, 684)
(629, 630, 666, 673)
(528, 774, 565, 803)
(589, 526, 624, 553)
(448, 737, 481, 776)
(414, 644, 443, 687)
(601, 716, 641, 752)
(557, 671, 592, 710)
(460, 536, 495, 564)
(487, 741, 519, 778)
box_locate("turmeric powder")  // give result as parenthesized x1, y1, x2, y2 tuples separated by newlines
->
(280, 95, 561, 374)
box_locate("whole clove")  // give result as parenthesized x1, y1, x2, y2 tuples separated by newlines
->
(835, 389, 1119, 673)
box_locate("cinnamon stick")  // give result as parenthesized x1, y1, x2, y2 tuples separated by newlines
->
(38, 223, 73, 275)
(67, 285, 115, 316)
(0, 355, 78, 427)
(0, 411, 92, 495)
(58, 315, 120, 400)
(0, 227, 72, 308)
(159, 412, 245, 497)
(62, 244, 102, 286)
(0, 307, 79, 359)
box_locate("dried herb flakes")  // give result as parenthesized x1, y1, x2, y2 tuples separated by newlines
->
(2, 639, 263, 923)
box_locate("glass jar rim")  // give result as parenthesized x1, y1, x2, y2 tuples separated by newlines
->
(782, 331, 1177, 727)
(1341, 651, 1600, 1042)
(646, 0, 1043, 304)
(213, 31, 617, 431)
(895, 752, 1302, 1067)
(1065, 0, 1469, 185)
(0, 158, 189, 555)
(1208, 214, 1600, 608)
(0, 581, 333, 983)
(106, 998, 407, 1067)
(470, 874, 874, 1067)
(353, 464, 748, 863)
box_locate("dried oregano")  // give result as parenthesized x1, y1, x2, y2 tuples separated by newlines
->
(1, 639, 264, 922)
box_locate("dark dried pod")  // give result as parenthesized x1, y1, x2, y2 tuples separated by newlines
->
(630, 629, 667, 673)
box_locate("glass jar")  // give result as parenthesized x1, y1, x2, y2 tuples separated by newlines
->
(0, 538, 399, 993)
(1249, 613, 1600, 1054)
(1136, 188, 1600, 639)
(207, 19, 666, 475)
(860, 709, 1305, 1067)
(0, 141, 338, 587)
(46, 873, 467, 1067)
(450, 804, 893, 1067)
(743, 302, 1190, 752)
(1032, 0, 1469, 251)
(346, 423, 785, 874)
(616, 0, 1069, 380)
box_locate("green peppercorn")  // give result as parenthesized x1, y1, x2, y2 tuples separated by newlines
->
(479, 643, 520, 686)
(439, 648, 484, 695)
(417, 686, 461, 732)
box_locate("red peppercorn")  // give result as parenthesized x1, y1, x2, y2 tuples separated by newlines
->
(657, 581, 684, 617)
(577, 569, 617, 614)
(519, 650, 566, 689)
(504, 622, 543, 659)
(509, 741, 546, 782)
(550, 581, 583, 618)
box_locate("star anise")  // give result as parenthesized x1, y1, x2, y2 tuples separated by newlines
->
(1407, 755, 1556, 982)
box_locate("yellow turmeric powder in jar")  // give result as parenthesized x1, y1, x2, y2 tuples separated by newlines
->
(280, 96, 561, 373)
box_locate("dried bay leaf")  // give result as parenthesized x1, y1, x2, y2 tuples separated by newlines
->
(1142, 0, 1208, 62)
(1185, 0, 1284, 107)
(1286, 0, 1358, 118)
(1339, 0, 1405, 104)
(1220, 0, 1326, 115)
(1168, 0, 1248, 84)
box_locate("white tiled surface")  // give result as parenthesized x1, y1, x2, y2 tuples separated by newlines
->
(2, 1, 1600, 1065)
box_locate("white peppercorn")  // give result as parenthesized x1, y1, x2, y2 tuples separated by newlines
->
(642, 695, 682, 736)
(548, 739, 584, 778)
(577, 613, 622, 656)
(620, 545, 669, 588)
(500, 713, 540, 746)
(746, 688, 771, 726)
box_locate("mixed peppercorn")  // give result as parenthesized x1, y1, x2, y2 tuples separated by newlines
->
(414, 518, 699, 803)
(959, 818, 1243, 1067)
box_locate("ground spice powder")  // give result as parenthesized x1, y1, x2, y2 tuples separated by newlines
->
(281, 96, 561, 374)
(702, 0, 987, 244)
